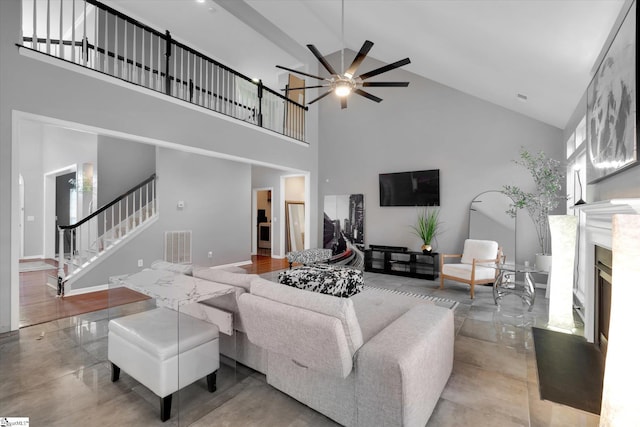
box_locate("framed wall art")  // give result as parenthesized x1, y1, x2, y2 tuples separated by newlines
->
(323, 194, 365, 268)
(586, 2, 637, 184)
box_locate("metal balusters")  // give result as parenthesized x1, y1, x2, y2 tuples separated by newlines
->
(71, 0, 76, 62)
(103, 11, 108, 72)
(180, 48, 184, 99)
(141, 28, 145, 86)
(172, 43, 177, 96)
(148, 31, 153, 88)
(21, 1, 306, 142)
(145, 183, 149, 221)
(123, 19, 127, 79)
(132, 24, 136, 83)
(186, 51, 191, 101)
(94, 2, 98, 70)
(138, 186, 142, 225)
(132, 191, 137, 229)
(46, 0, 51, 53)
(32, 0, 37, 49)
(82, 0, 87, 66)
(157, 34, 162, 91)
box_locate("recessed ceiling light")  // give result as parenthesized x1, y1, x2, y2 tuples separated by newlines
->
(196, 0, 205, 3)
(517, 93, 528, 102)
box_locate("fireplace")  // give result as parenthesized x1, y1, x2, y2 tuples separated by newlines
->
(594, 245, 612, 356)
(575, 199, 640, 343)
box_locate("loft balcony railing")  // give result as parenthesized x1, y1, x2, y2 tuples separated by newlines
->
(20, 0, 308, 142)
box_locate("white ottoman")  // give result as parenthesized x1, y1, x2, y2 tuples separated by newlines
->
(108, 307, 220, 421)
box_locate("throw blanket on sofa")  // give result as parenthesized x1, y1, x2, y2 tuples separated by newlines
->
(278, 265, 364, 297)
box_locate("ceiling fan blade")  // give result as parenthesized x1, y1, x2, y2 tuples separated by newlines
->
(341, 97, 348, 109)
(307, 44, 337, 75)
(362, 82, 410, 87)
(281, 85, 328, 91)
(308, 90, 333, 105)
(345, 40, 374, 77)
(276, 65, 328, 81)
(358, 58, 411, 80)
(354, 88, 383, 103)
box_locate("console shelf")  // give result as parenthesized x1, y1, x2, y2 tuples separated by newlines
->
(364, 247, 439, 280)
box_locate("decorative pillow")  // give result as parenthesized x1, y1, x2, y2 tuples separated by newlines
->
(149, 260, 193, 276)
(193, 267, 258, 291)
(278, 265, 363, 298)
(250, 277, 363, 355)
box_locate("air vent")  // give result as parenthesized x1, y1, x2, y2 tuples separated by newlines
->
(164, 230, 192, 264)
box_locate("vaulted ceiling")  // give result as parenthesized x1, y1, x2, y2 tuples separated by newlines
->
(104, 0, 628, 129)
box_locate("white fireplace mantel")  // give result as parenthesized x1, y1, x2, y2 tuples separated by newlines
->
(573, 199, 640, 342)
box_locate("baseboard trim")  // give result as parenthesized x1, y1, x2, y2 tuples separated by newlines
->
(210, 260, 252, 269)
(20, 255, 45, 260)
(65, 284, 109, 297)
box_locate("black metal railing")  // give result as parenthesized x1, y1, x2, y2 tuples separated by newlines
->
(21, 0, 307, 142)
(55, 174, 157, 296)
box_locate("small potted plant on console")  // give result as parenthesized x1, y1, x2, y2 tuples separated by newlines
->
(412, 207, 441, 254)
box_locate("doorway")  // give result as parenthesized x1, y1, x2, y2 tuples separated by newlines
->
(253, 188, 273, 256)
(55, 171, 76, 255)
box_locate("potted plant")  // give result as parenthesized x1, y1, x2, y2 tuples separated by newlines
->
(411, 207, 441, 254)
(502, 148, 565, 270)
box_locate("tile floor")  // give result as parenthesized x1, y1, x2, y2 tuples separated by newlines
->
(0, 272, 600, 426)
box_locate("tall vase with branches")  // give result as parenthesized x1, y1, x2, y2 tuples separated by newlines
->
(502, 148, 565, 256)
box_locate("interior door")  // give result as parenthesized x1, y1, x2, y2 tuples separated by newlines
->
(55, 172, 76, 255)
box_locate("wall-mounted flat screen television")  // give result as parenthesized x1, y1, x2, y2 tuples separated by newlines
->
(379, 169, 440, 206)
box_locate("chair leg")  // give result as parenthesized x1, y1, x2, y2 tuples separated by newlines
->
(439, 275, 444, 290)
(160, 394, 172, 422)
(110, 363, 120, 382)
(470, 283, 475, 299)
(206, 371, 217, 393)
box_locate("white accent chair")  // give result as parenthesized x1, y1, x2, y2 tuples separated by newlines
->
(440, 239, 501, 298)
(108, 307, 220, 421)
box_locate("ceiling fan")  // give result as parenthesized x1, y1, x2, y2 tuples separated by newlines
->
(275, 0, 411, 109)
(277, 42, 411, 109)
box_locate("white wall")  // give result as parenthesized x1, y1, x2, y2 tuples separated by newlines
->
(319, 51, 564, 264)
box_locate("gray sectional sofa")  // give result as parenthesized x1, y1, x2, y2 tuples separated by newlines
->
(142, 265, 455, 426)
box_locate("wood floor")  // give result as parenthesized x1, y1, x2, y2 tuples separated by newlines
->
(19, 255, 288, 328)
(240, 254, 290, 274)
(19, 259, 150, 328)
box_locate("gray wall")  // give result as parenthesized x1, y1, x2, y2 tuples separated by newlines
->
(318, 51, 563, 264)
(1, 0, 318, 332)
(74, 147, 252, 288)
(97, 135, 157, 206)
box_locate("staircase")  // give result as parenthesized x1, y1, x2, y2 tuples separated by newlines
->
(55, 174, 157, 296)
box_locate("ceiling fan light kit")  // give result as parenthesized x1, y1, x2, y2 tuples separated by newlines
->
(276, 0, 410, 109)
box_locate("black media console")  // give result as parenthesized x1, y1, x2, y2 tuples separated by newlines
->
(364, 246, 439, 280)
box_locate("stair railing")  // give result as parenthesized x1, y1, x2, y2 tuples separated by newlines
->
(20, 0, 308, 142)
(56, 174, 157, 296)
